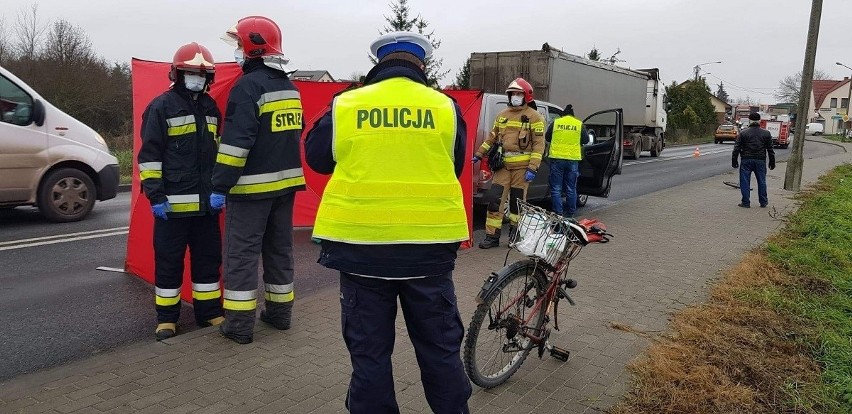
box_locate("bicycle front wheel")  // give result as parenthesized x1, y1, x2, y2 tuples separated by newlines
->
(463, 260, 548, 388)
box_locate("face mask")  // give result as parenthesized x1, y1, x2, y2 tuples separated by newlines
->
(510, 95, 524, 107)
(234, 48, 245, 67)
(183, 74, 206, 92)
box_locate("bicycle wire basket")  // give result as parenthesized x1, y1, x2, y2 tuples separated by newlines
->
(509, 200, 587, 266)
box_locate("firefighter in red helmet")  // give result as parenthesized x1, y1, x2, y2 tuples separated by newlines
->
(213, 16, 306, 344)
(137, 42, 224, 340)
(472, 78, 546, 248)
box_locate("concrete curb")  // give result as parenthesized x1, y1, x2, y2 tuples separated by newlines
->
(118, 184, 131, 193)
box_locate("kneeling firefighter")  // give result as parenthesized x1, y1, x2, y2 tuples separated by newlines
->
(472, 78, 545, 249)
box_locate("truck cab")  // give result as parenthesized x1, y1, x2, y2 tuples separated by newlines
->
(472, 93, 623, 208)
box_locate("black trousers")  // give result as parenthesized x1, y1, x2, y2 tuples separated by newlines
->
(153, 213, 223, 324)
(339, 272, 472, 414)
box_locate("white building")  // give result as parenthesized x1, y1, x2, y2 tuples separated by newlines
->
(807, 78, 851, 135)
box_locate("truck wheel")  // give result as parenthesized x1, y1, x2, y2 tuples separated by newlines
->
(577, 194, 588, 207)
(781, 144, 789, 149)
(650, 139, 661, 157)
(631, 140, 641, 160)
(37, 168, 96, 222)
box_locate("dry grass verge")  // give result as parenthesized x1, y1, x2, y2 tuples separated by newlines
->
(613, 164, 852, 413)
(612, 253, 822, 414)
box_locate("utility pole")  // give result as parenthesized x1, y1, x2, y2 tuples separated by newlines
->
(784, 0, 823, 191)
(836, 62, 852, 141)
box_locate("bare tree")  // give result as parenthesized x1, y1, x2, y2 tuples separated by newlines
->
(43, 19, 95, 64)
(0, 17, 11, 63)
(348, 71, 366, 82)
(775, 69, 830, 103)
(13, 3, 46, 58)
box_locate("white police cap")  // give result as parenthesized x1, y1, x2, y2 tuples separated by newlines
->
(369, 31, 433, 61)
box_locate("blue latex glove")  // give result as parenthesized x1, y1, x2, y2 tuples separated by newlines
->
(152, 201, 171, 220)
(524, 168, 536, 182)
(210, 193, 226, 211)
(471, 155, 481, 163)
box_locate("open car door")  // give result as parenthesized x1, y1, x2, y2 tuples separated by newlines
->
(577, 108, 623, 197)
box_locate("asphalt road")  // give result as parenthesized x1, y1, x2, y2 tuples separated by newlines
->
(0, 138, 842, 380)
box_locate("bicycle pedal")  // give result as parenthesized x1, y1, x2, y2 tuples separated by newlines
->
(564, 279, 577, 289)
(550, 346, 570, 362)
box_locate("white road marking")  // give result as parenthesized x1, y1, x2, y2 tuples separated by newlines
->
(96, 266, 126, 273)
(0, 226, 129, 247)
(623, 149, 730, 167)
(0, 230, 129, 251)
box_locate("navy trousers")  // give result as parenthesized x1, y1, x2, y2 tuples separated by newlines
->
(739, 158, 768, 207)
(339, 272, 471, 414)
(549, 159, 580, 216)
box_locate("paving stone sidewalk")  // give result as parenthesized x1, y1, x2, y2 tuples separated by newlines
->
(1, 140, 849, 413)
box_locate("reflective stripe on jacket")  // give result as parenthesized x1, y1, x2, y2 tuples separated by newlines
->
(138, 87, 221, 217)
(474, 105, 545, 170)
(212, 61, 306, 200)
(313, 77, 468, 244)
(549, 115, 583, 160)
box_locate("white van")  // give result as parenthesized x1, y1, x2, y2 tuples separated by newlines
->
(805, 122, 824, 135)
(0, 65, 119, 222)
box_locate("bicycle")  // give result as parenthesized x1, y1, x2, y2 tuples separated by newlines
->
(463, 200, 612, 388)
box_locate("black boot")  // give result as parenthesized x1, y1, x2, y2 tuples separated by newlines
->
(260, 302, 292, 330)
(479, 230, 501, 249)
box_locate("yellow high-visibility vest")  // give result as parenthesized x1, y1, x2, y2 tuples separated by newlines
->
(549, 115, 583, 161)
(312, 77, 468, 244)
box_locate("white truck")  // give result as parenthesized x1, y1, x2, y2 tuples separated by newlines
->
(469, 43, 667, 161)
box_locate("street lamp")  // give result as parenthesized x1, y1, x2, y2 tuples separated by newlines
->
(693, 61, 722, 81)
(837, 62, 852, 140)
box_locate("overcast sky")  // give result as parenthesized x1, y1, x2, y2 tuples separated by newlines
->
(4, 0, 849, 103)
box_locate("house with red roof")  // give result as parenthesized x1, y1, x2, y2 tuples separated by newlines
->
(807, 77, 851, 135)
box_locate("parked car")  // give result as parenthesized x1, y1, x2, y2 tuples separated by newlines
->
(805, 122, 824, 135)
(0, 65, 119, 222)
(714, 124, 738, 143)
(472, 93, 623, 209)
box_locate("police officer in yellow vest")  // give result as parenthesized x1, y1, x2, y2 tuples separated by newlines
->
(472, 78, 545, 249)
(305, 31, 471, 414)
(546, 104, 589, 217)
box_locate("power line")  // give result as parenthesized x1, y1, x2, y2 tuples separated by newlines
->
(707, 74, 775, 96)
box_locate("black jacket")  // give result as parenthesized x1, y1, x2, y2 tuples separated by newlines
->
(138, 86, 221, 217)
(212, 59, 306, 199)
(304, 59, 467, 278)
(733, 124, 775, 163)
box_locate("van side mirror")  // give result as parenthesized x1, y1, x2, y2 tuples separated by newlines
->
(33, 99, 45, 126)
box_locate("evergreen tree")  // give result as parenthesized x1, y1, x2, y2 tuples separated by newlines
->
(715, 81, 729, 103)
(376, 0, 448, 86)
(587, 46, 600, 61)
(454, 57, 470, 89)
(665, 79, 717, 133)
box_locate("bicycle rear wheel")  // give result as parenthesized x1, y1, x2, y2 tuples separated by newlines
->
(464, 260, 548, 388)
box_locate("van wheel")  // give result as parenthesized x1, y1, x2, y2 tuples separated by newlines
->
(38, 168, 96, 222)
(577, 195, 588, 207)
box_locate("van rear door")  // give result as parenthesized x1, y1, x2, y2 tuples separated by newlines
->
(577, 109, 623, 197)
(0, 72, 47, 204)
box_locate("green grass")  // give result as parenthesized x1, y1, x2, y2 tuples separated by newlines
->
(113, 149, 133, 185)
(824, 134, 851, 143)
(761, 163, 852, 412)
